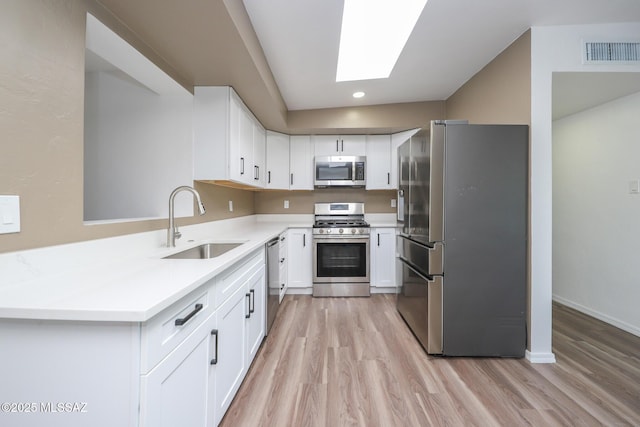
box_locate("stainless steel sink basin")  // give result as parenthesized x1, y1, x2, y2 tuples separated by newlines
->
(163, 242, 244, 259)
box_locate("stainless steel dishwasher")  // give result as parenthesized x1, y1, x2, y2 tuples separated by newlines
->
(265, 237, 280, 335)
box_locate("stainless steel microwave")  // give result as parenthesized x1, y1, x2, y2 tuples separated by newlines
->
(314, 156, 366, 187)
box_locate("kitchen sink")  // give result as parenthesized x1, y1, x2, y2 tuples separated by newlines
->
(163, 242, 245, 259)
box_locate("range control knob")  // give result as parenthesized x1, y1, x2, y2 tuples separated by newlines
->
(359, 229, 365, 234)
(326, 228, 332, 234)
(318, 228, 324, 234)
(339, 228, 344, 234)
(351, 228, 356, 234)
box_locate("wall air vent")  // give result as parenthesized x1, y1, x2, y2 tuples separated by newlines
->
(584, 42, 640, 62)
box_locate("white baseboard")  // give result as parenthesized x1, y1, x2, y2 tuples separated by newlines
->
(553, 295, 640, 338)
(525, 350, 556, 364)
(285, 288, 312, 295)
(370, 287, 396, 294)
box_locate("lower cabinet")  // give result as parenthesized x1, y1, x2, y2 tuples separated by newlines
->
(211, 285, 248, 426)
(142, 247, 266, 427)
(140, 311, 215, 427)
(287, 228, 313, 292)
(370, 227, 397, 290)
(245, 264, 266, 365)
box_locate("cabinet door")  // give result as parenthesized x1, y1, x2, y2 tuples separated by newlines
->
(313, 135, 340, 156)
(238, 108, 254, 185)
(140, 312, 215, 427)
(287, 228, 312, 290)
(212, 287, 247, 425)
(366, 135, 392, 189)
(371, 228, 396, 288)
(314, 135, 366, 156)
(340, 134, 366, 156)
(289, 135, 314, 190)
(266, 131, 290, 190)
(279, 232, 288, 301)
(228, 91, 243, 181)
(252, 121, 266, 187)
(246, 266, 266, 364)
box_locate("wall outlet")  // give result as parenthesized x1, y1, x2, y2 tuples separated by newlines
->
(284, 200, 289, 209)
(629, 180, 639, 194)
(228, 200, 233, 212)
(391, 199, 397, 208)
(0, 195, 21, 234)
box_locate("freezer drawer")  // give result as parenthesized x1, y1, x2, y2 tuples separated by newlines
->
(397, 235, 443, 276)
(396, 258, 443, 354)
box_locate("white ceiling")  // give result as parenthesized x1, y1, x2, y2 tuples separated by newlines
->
(243, 0, 640, 111)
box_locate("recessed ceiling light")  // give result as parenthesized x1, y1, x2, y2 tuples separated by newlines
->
(336, 0, 428, 82)
(353, 91, 365, 98)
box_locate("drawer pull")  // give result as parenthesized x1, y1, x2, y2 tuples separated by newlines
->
(249, 289, 255, 314)
(174, 303, 203, 326)
(210, 329, 218, 365)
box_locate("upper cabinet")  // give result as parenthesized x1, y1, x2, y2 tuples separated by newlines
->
(289, 135, 314, 190)
(265, 131, 290, 190)
(365, 134, 392, 190)
(194, 86, 266, 188)
(313, 135, 366, 157)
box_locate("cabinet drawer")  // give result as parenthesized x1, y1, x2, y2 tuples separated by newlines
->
(214, 249, 264, 309)
(141, 284, 214, 373)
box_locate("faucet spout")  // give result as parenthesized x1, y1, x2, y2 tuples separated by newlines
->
(168, 186, 206, 247)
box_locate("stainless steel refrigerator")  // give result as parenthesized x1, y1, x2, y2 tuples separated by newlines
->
(396, 120, 528, 357)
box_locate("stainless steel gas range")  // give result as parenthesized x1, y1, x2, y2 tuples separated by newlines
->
(312, 203, 370, 297)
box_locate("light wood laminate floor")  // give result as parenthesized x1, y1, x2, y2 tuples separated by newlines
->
(220, 295, 640, 426)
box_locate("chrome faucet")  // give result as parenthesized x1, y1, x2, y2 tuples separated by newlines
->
(167, 186, 206, 247)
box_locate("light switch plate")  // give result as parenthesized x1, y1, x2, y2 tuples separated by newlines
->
(0, 195, 21, 234)
(284, 200, 289, 209)
(228, 200, 234, 212)
(629, 180, 639, 194)
(391, 199, 397, 208)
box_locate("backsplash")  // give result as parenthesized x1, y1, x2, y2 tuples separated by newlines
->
(254, 189, 397, 214)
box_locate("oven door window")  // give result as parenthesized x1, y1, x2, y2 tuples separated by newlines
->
(316, 162, 353, 181)
(316, 242, 367, 278)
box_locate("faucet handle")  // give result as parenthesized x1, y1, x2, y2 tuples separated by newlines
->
(174, 229, 182, 240)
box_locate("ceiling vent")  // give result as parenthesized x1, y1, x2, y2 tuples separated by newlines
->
(584, 42, 640, 62)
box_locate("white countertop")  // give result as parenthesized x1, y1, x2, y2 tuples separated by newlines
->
(0, 213, 399, 323)
(0, 217, 305, 323)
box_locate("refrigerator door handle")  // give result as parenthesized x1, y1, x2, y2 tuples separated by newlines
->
(428, 242, 444, 276)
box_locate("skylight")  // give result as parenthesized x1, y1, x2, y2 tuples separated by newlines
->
(336, 0, 428, 82)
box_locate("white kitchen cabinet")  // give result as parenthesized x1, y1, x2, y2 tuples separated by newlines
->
(266, 131, 290, 190)
(211, 285, 247, 425)
(287, 228, 313, 292)
(289, 135, 314, 190)
(193, 86, 265, 188)
(366, 134, 393, 190)
(245, 264, 266, 365)
(313, 134, 366, 156)
(370, 227, 397, 290)
(278, 232, 288, 301)
(140, 311, 215, 427)
(252, 120, 266, 187)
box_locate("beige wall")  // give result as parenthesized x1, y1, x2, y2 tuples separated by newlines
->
(255, 189, 397, 214)
(287, 101, 445, 134)
(445, 30, 532, 349)
(446, 30, 531, 125)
